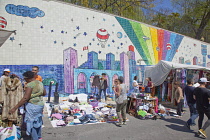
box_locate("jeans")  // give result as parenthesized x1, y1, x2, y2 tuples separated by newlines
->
(116, 100, 127, 122)
(99, 89, 107, 100)
(31, 126, 42, 140)
(187, 103, 198, 125)
(177, 99, 184, 116)
(145, 87, 151, 93)
(197, 108, 210, 130)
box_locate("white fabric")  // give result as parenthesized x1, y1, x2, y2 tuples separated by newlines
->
(133, 80, 138, 89)
(69, 93, 88, 102)
(145, 60, 210, 86)
(0, 29, 15, 47)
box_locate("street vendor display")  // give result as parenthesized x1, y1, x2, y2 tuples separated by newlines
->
(45, 94, 121, 127)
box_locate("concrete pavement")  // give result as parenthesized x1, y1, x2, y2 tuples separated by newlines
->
(42, 108, 209, 140)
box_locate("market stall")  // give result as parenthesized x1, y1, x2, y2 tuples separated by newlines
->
(144, 60, 210, 103)
(45, 94, 121, 127)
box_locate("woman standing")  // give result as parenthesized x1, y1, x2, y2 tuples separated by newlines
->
(174, 81, 184, 117)
(133, 76, 139, 93)
(145, 77, 153, 93)
(113, 76, 128, 126)
(9, 71, 46, 140)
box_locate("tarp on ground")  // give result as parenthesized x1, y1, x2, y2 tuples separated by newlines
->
(0, 29, 15, 47)
(145, 60, 210, 86)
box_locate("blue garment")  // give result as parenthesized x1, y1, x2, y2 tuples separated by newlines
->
(187, 103, 199, 125)
(25, 103, 44, 140)
(79, 114, 96, 123)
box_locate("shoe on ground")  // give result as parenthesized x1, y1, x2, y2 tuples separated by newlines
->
(198, 129, 207, 138)
(186, 122, 190, 130)
(122, 122, 126, 125)
(116, 122, 122, 126)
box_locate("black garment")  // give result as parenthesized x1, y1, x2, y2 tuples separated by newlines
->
(177, 99, 184, 116)
(197, 108, 210, 129)
(184, 85, 195, 104)
(193, 87, 210, 110)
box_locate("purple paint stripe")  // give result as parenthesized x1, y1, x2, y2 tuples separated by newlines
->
(162, 31, 171, 60)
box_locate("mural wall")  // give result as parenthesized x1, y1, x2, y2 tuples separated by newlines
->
(0, 0, 210, 94)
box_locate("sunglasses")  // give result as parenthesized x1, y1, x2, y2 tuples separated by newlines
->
(32, 69, 37, 71)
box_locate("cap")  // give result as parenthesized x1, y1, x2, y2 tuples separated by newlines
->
(199, 77, 209, 83)
(4, 69, 10, 72)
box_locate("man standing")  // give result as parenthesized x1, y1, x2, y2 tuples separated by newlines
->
(185, 79, 198, 129)
(32, 66, 42, 82)
(99, 73, 108, 101)
(193, 78, 210, 138)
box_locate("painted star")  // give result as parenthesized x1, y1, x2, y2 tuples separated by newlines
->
(40, 26, 44, 29)
(97, 43, 100, 46)
(103, 18, 106, 21)
(98, 51, 102, 54)
(65, 32, 67, 34)
(74, 36, 77, 39)
(61, 41, 64, 45)
(112, 40, 115, 43)
(73, 43, 77, 47)
(54, 41, 57, 44)
(61, 30, 64, 33)
(92, 38, 95, 41)
(21, 21, 24, 26)
(76, 26, 80, 30)
(112, 24, 115, 26)
(108, 44, 110, 47)
(51, 30, 54, 32)
(117, 47, 120, 49)
(89, 43, 92, 46)
(120, 43, 123, 46)
(19, 43, 22, 48)
(10, 37, 15, 42)
(83, 32, 87, 36)
(71, 18, 74, 22)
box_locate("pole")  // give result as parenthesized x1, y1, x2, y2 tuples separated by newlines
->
(54, 83, 59, 104)
(47, 81, 52, 103)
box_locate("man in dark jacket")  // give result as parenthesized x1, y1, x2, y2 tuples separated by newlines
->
(193, 78, 210, 138)
(98, 73, 108, 101)
(185, 79, 198, 129)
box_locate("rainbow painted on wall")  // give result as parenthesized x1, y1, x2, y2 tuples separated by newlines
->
(116, 17, 184, 65)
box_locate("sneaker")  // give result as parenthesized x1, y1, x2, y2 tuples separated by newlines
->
(116, 122, 122, 126)
(186, 122, 190, 130)
(198, 129, 207, 138)
(122, 122, 126, 125)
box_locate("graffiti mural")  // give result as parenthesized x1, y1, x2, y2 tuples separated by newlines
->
(0, 0, 210, 95)
(5, 4, 45, 18)
(0, 16, 7, 28)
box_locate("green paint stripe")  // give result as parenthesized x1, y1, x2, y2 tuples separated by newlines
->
(140, 24, 155, 64)
(130, 21, 152, 64)
(115, 17, 150, 65)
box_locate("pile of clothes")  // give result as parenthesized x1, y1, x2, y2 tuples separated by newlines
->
(46, 95, 119, 127)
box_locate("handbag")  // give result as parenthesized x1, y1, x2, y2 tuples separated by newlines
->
(115, 95, 124, 104)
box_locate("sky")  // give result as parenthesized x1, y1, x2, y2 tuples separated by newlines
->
(153, 0, 178, 13)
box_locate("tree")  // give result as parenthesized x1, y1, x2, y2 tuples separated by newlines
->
(61, 0, 156, 21)
(171, 0, 210, 41)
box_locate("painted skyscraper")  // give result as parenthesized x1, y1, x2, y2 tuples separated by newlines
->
(64, 47, 78, 94)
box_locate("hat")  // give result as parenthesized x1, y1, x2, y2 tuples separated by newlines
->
(3, 69, 10, 72)
(199, 78, 209, 83)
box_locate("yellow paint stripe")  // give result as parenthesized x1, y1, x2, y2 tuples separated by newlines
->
(150, 27, 159, 64)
